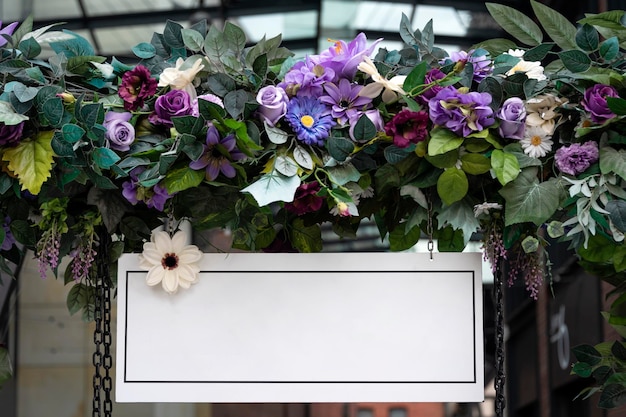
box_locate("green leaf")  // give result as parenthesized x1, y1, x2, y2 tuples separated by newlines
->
(523, 43, 555, 61)
(66, 283, 90, 316)
(572, 361, 593, 378)
(49, 30, 95, 57)
(572, 344, 603, 366)
(87, 187, 130, 233)
(612, 341, 626, 361)
(403, 61, 427, 93)
(132, 42, 156, 59)
(579, 11, 626, 30)
(223, 89, 249, 119)
(2, 131, 55, 195)
(600, 147, 626, 181)
(327, 163, 361, 186)
(437, 199, 480, 245)
(498, 167, 561, 226)
(352, 114, 377, 142)
(460, 153, 491, 175)
(491, 149, 520, 185)
(436, 226, 465, 252)
(204, 25, 227, 63)
(290, 218, 322, 253)
(558, 50, 591, 73)
(485, 2, 543, 46)
(428, 128, 464, 156)
(327, 137, 355, 162)
(0, 101, 28, 126)
(437, 168, 468, 206)
(181, 29, 204, 52)
(61, 123, 85, 144)
(389, 223, 422, 252)
(77, 102, 103, 128)
(600, 37, 620, 60)
(607, 200, 626, 232)
(530, 0, 578, 50)
(0, 346, 12, 388)
(606, 99, 626, 118)
(163, 20, 185, 49)
(599, 384, 626, 409)
(223, 21, 247, 55)
(92, 147, 121, 169)
(576, 24, 599, 51)
(41, 97, 64, 127)
(242, 172, 301, 207)
(163, 165, 205, 194)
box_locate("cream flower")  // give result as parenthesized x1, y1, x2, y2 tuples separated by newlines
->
(358, 56, 407, 103)
(473, 202, 503, 218)
(158, 57, 205, 100)
(520, 126, 553, 158)
(505, 49, 547, 81)
(139, 230, 203, 294)
(525, 94, 566, 135)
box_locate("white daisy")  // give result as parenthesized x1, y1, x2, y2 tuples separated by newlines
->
(139, 230, 203, 294)
(520, 126, 553, 158)
(505, 49, 547, 81)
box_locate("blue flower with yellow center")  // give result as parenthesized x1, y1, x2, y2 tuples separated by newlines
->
(285, 96, 335, 146)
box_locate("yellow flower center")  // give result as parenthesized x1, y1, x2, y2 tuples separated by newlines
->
(530, 135, 543, 146)
(301, 115, 315, 128)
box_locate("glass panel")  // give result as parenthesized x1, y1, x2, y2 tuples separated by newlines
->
(389, 408, 407, 417)
(357, 409, 375, 417)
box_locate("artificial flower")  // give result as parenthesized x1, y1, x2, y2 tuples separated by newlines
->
(320, 79, 372, 125)
(158, 57, 204, 100)
(428, 88, 495, 137)
(581, 84, 619, 124)
(520, 126, 553, 158)
(0, 21, 18, 47)
(256, 85, 289, 126)
(149, 89, 193, 127)
(317, 32, 382, 80)
(497, 97, 526, 140)
(555, 141, 599, 176)
(279, 56, 335, 97)
(103, 111, 135, 151)
(189, 126, 245, 181)
(384, 109, 429, 148)
(0, 121, 24, 146)
(445, 49, 493, 83)
(505, 49, 546, 81)
(192, 94, 224, 117)
(118, 65, 158, 111)
(358, 56, 407, 103)
(139, 230, 203, 294)
(285, 96, 335, 146)
(474, 202, 503, 218)
(285, 181, 324, 215)
(525, 94, 564, 135)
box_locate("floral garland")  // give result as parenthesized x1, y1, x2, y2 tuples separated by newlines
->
(2, 0, 626, 404)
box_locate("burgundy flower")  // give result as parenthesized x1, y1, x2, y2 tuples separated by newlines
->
(384, 109, 429, 148)
(119, 65, 158, 111)
(581, 84, 619, 124)
(0, 121, 24, 146)
(284, 181, 324, 215)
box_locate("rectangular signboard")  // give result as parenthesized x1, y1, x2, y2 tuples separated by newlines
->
(116, 252, 483, 402)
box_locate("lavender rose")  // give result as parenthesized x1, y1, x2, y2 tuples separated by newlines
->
(0, 121, 24, 147)
(192, 93, 224, 117)
(555, 141, 599, 176)
(497, 97, 526, 140)
(582, 84, 619, 124)
(256, 85, 289, 126)
(149, 89, 192, 127)
(104, 112, 135, 151)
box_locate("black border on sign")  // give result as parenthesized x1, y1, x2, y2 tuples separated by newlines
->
(123, 269, 478, 385)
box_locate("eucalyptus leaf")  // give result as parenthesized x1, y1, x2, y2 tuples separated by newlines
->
(485, 2, 543, 46)
(576, 24, 599, 51)
(132, 42, 156, 59)
(181, 29, 204, 52)
(600, 147, 626, 181)
(607, 200, 626, 232)
(530, 0, 578, 50)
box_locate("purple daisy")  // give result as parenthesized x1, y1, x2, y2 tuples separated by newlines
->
(285, 96, 336, 146)
(189, 126, 245, 181)
(319, 79, 373, 125)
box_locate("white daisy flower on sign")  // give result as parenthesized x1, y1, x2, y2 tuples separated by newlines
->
(520, 126, 553, 158)
(139, 230, 203, 294)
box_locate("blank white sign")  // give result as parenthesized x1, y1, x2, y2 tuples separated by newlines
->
(116, 252, 483, 402)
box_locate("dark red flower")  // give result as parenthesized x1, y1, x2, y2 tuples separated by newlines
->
(118, 65, 158, 111)
(0, 121, 24, 147)
(384, 109, 429, 148)
(285, 181, 324, 215)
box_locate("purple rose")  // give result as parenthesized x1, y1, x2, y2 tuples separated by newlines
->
(149, 89, 192, 127)
(418, 68, 449, 105)
(582, 84, 619, 124)
(428, 89, 495, 137)
(256, 85, 289, 126)
(0, 121, 24, 146)
(497, 97, 526, 140)
(104, 111, 135, 151)
(555, 141, 599, 176)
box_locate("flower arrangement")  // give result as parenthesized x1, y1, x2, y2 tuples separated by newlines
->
(2, 0, 626, 404)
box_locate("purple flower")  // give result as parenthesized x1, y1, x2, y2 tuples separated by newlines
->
(445, 49, 492, 83)
(555, 141, 599, 176)
(150, 89, 192, 127)
(418, 68, 449, 105)
(191, 94, 224, 117)
(122, 167, 174, 211)
(284, 181, 324, 215)
(0, 21, 19, 48)
(497, 97, 526, 140)
(119, 65, 158, 111)
(348, 109, 384, 142)
(256, 85, 289, 126)
(0, 121, 24, 147)
(1, 217, 15, 251)
(285, 96, 335, 146)
(384, 109, 429, 148)
(104, 111, 135, 151)
(582, 84, 619, 124)
(189, 126, 245, 181)
(317, 33, 382, 80)
(319, 79, 372, 125)
(279, 56, 336, 97)
(428, 88, 495, 137)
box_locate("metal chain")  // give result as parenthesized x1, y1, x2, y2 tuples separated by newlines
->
(426, 194, 434, 260)
(93, 233, 113, 417)
(494, 256, 506, 417)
